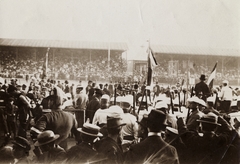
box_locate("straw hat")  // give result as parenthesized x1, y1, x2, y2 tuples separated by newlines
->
(34, 130, 60, 146)
(78, 123, 103, 137)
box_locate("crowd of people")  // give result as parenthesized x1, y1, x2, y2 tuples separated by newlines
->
(0, 73, 240, 163)
(0, 52, 127, 82)
(1, 51, 240, 85)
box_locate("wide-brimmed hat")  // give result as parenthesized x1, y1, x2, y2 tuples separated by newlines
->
(155, 101, 168, 109)
(197, 112, 221, 126)
(147, 109, 168, 126)
(187, 96, 206, 107)
(34, 130, 60, 146)
(166, 127, 178, 135)
(120, 96, 133, 107)
(108, 105, 124, 114)
(78, 123, 103, 137)
(107, 114, 126, 128)
(199, 74, 206, 80)
(12, 136, 31, 151)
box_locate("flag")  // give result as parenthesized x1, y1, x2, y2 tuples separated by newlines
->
(147, 49, 158, 86)
(42, 48, 50, 79)
(207, 62, 218, 90)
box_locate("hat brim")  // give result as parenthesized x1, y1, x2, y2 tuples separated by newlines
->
(42, 109, 52, 113)
(197, 119, 221, 126)
(78, 128, 103, 137)
(166, 127, 178, 135)
(34, 134, 60, 147)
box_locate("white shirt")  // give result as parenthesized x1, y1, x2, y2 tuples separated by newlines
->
(219, 86, 232, 101)
(121, 113, 138, 143)
(92, 108, 110, 125)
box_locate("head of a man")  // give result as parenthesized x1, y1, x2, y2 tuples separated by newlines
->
(147, 110, 167, 133)
(100, 94, 110, 109)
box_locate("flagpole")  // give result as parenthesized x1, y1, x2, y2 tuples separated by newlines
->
(42, 48, 50, 80)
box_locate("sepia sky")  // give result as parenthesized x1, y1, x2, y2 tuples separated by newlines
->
(0, 0, 239, 60)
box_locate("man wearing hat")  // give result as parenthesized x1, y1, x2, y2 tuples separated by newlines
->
(177, 112, 235, 164)
(67, 123, 102, 163)
(95, 114, 126, 164)
(14, 86, 32, 138)
(33, 87, 78, 150)
(219, 80, 233, 113)
(125, 110, 179, 164)
(185, 96, 206, 132)
(88, 82, 96, 101)
(34, 130, 66, 163)
(64, 80, 70, 94)
(92, 94, 110, 126)
(136, 114, 148, 142)
(86, 88, 103, 123)
(120, 96, 138, 152)
(12, 136, 31, 163)
(195, 74, 210, 101)
(85, 80, 93, 95)
(74, 85, 87, 128)
(74, 85, 87, 110)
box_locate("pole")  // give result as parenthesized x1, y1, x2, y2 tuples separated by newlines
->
(178, 92, 182, 113)
(108, 43, 110, 73)
(133, 90, 136, 111)
(186, 87, 194, 124)
(145, 89, 148, 111)
(114, 87, 117, 105)
(170, 91, 174, 114)
(137, 89, 145, 114)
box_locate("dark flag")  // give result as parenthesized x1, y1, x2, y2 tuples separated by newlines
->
(147, 49, 158, 86)
(42, 48, 50, 79)
(207, 62, 218, 90)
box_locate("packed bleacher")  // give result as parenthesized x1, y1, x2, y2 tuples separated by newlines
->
(0, 52, 127, 82)
(1, 51, 240, 86)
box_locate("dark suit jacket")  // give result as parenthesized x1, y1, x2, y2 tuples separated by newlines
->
(86, 97, 100, 123)
(95, 137, 124, 164)
(67, 142, 98, 163)
(35, 110, 78, 146)
(124, 135, 179, 164)
(195, 81, 210, 100)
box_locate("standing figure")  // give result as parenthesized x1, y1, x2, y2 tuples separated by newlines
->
(125, 110, 179, 164)
(195, 74, 210, 101)
(32, 86, 78, 150)
(219, 80, 233, 113)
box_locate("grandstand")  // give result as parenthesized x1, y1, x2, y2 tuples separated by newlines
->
(1, 38, 240, 86)
(0, 38, 128, 82)
(152, 45, 240, 86)
(127, 45, 240, 86)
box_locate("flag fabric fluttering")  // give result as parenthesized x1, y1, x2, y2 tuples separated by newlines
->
(42, 48, 50, 79)
(147, 49, 158, 86)
(207, 62, 218, 90)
